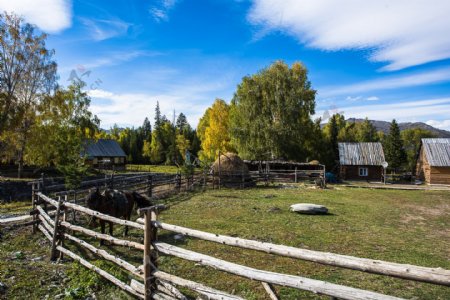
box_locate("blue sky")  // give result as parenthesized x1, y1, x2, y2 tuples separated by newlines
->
(2, 0, 450, 130)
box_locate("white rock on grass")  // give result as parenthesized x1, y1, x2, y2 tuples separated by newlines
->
(290, 203, 328, 215)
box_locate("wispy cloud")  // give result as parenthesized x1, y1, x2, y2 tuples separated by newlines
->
(150, 0, 179, 22)
(80, 17, 131, 41)
(88, 79, 227, 128)
(0, 0, 72, 33)
(426, 119, 450, 131)
(248, 0, 450, 70)
(320, 67, 450, 97)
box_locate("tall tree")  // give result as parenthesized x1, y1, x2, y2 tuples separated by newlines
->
(401, 128, 436, 173)
(0, 12, 58, 177)
(199, 99, 234, 162)
(384, 119, 407, 171)
(357, 118, 379, 142)
(27, 82, 99, 187)
(230, 61, 316, 161)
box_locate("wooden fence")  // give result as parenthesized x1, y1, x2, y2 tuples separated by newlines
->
(31, 191, 450, 300)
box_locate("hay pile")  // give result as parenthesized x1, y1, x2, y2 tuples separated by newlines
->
(211, 152, 253, 187)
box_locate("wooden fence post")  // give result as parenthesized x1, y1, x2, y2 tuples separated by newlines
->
(147, 175, 153, 198)
(50, 196, 63, 261)
(31, 182, 37, 234)
(59, 195, 68, 261)
(218, 151, 221, 189)
(295, 167, 298, 183)
(143, 207, 159, 300)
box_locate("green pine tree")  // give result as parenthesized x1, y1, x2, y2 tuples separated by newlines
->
(384, 119, 407, 172)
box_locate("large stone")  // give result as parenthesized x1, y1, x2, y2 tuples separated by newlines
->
(290, 203, 328, 214)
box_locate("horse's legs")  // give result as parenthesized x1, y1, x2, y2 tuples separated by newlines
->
(109, 221, 113, 236)
(100, 220, 105, 246)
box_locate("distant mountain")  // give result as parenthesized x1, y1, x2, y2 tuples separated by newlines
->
(346, 118, 450, 138)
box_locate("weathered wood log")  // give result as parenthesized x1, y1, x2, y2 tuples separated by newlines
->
(149, 221, 450, 286)
(152, 271, 244, 300)
(0, 214, 33, 224)
(38, 224, 53, 241)
(158, 280, 187, 300)
(59, 221, 144, 250)
(50, 197, 63, 261)
(63, 232, 143, 277)
(63, 201, 144, 230)
(153, 292, 177, 300)
(36, 205, 55, 227)
(38, 215, 54, 235)
(2, 219, 39, 229)
(154, 242, 403, 300)
(56, 245, 143, 299)
(262, 282, 278, 300)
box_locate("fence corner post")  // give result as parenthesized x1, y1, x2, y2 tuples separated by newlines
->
(147, 174, 153, 198)
(143, 207, 158, 300)
(50, 196, 63, 261)
(31, 182, 37, 234)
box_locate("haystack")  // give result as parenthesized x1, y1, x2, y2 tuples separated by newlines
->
(211, 152, 253, 187)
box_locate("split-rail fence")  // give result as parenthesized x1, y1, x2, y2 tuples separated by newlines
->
(30, 190, 449, 300)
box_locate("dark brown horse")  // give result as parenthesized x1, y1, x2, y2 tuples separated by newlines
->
(86, 188, 152, 243)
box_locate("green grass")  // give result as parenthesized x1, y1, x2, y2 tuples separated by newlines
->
(1, 185, 449, 299)
(125, 164, 182, 174)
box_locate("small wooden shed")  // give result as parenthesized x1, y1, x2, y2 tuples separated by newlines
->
(338, 142, 385, 181)
(416, 138, 450, 185)
(84, 139, 127, 169)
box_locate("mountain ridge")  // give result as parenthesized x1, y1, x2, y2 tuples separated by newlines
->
(346, 118, 450, 138)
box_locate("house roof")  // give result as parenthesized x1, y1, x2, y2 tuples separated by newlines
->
(338, 142, 385, 166)
(84, 139, 126, 158)
(421, 138, 450, 167)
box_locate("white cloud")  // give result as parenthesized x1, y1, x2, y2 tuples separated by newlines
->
(426, 120, 450, 131)
(87, 79, 225, 128)
(316, 97, 450, 126)
(320, 67, 450, 97)
(366, 96, 379, 101)
(0, 0, 72, 33)
(80, 17, 130, 41)
(150, 0, 178, 22)
(248, 0, 450, 70)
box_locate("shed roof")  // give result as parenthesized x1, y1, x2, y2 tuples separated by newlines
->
(84, 139, 126, 158)
(338, 142, 385, 166)
(421, 138, 450, 167)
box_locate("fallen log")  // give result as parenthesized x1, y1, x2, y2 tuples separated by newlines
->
(56, 245, 143, 299)
(59, 221, 144, 250)
(148, 221, 450, 286)
(131, 279, 187, 300)
(154, 242, 403, 300)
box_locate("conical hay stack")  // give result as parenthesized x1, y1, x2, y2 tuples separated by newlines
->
(212, 152, 249, 175)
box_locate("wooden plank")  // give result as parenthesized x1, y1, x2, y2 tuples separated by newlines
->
(154, 242, 403, 300)
(59, 221, 144, 250)
(144, 210, 153, 300)
(56, 245, 143, 299)
(149, 221, 450, 286)
(262, 282, 278, 300)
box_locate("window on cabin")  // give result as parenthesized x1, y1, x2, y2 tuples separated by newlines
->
(359, 167, 368, 177)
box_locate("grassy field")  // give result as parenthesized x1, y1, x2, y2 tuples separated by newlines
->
(1, 185, 449, 299)
(124, 164, 182, 174)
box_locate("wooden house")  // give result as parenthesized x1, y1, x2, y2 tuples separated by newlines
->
(84, 139, 126, 169)
(338, 142, 385, 181)
(416, 138, 450, 185)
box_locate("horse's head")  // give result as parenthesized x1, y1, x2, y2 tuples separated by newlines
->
(132, 191, 153, 209)
(86, 187, 103, 210)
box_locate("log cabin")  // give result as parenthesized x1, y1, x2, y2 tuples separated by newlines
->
(84, 139, 127, 170)
(338, 142, 385, 181)
(416, 138, 450, 185)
